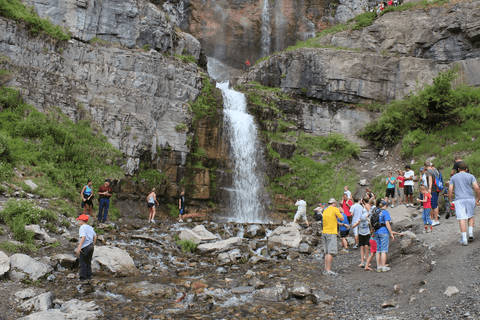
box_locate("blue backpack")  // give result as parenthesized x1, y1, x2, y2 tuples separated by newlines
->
(433, 169, 444, 192)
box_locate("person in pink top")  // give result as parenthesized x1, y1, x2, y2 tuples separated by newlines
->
(387, 0, 393, 5)
(342, 193, 353, 226)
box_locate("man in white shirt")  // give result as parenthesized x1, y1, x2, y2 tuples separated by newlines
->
(350, 198, 364, 249)
(404, 165, 415, 207)
(76, 214, 97, 281)
(294, 197, 309, 227)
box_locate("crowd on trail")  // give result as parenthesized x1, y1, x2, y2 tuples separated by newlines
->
(376, 0, 403, 12)
(293, 156, 480, 276)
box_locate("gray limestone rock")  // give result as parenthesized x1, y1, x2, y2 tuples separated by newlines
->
(268, 226, 302, 248)
(179, 225, 218, 244)
(24, 180, 38, 190)
(444, 286, 459, 297)
(249, 277, 265, 289)
(0, 250, 10, 277)
(15, 288, 40, 300)
(231, 286, 255, 294)
(92, 246, 139, 277)
(290, 282, 312, 298)
(298, 243, 311, 254)
(25, 225, 53, 242)
(50, 254, 77, 270)
(9, 270, 27, 282)
(9, 254, 54, 281)
(197, 237, 243, 252)
(18, 292, 55, 312)
(217, 248, 242, 264)
(253, 284, 289, 302)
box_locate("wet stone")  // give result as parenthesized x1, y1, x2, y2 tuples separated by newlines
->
(231, 286, 255, 294)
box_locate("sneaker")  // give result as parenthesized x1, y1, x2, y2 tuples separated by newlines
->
(391, 205, 394, 208)
(382, 266, 391, 272)
(323, 270, 338, 276)
(151, 219, 155, 223)
(376, 267, 383, 273)
(179, 219, 183, 223)
(468, 235, 474, 243)
(341, 248, 348, 253)
(352, 244, 358, 249)
(432, 220, 440, 226)
(460, 240, 468, 246)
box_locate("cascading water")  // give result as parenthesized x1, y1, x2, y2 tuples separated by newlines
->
(216, 82, 266, 223)
(260, 0, 272, 58)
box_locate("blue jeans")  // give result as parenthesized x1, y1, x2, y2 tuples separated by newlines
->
(79, 243, 94, 280)
(98, 198, 110, 222)
(422, 208, 432, 226)
(375, 233, 389, 253)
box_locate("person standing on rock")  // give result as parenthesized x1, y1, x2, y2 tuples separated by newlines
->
(179, 190, 186, 222)
(404, 165, 415, 207)
(425, 161, 440, 226)
(396, 170, 405, 205)
(147, 188, 159, 223)
(448, 162, 480, 246)
(76, 214, 97, 281)
(97, 179, 112, 223)
(81, 179, 94, 216)
(294, 197, 309, 227)
(322, 198, 345, 276)
(350, 197, 364, 249)
(385, 172, 396, 208)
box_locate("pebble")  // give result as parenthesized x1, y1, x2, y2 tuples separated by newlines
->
(444, 286, 459, 297)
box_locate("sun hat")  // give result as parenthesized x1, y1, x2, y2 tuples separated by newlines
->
(328, 198, 336, 204)
(76, 214, 89, 222)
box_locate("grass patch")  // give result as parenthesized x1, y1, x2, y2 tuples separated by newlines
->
(133, 168, 168, 189)
(0, 199, 56, 244)
(174, 54, 197, 64)
(175, 123, 187, 132)
(61, 219, 70, 228)
(90, 37, 109, 45)
(0, 0, 70, 40)
(0, 241, 38, 253)
(189, 76, 218, 124)
(94, 228, 105, 235)
(176, 238, 198, 254)
(142, 44, 150, 52)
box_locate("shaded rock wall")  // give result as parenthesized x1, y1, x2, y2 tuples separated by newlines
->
(188, 0, 331, 69)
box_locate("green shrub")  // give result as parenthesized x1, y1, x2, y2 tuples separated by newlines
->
(133, 169, 167, 188)
(174, 54, 197, 64)
(90, 37, 109, 45)
(61, 219, 70, 228)
(190, 76, 218, 123)
(167, 203, 179, 217)
(142, 44, 150, 52)
(0, 0, 70, 40)
(0, 241, 38, 253)
(351, 12, 376, 30)
(0, 199, 56, 244)
(175, 123, 187, 132)
(176, 239, 198, 253)
(94, 228, 105, 235)
(45, 222, 58, 234)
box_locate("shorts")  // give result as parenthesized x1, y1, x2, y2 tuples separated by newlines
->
(147, 202, 155, 208)
(347, 216, 353, 226)
(369, 239, 377, 253)
(422, 208, 432, 225)
(404, 185, 413, 195)
(358, 234, 370, 247)
(386, 188, 395, 198)
(375, 232, 389, 253)
(84, 198, 93, 207)
(431, 192, 438, 209)
(397, 188, 403, 198)
(352, 226, 359, 236)
(340, 230, 349, 238)
(294, 210, 307, 222)
(322, 233, 338, 255)
(455, 198, 476, 220)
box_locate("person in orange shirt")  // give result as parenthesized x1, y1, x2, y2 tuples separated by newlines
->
(322, 198, 345, 276)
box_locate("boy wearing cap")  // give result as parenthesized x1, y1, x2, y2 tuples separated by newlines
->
(97, 179, 113, 223)
(322, 198, 345, 276)
(76, 214, 97, 281)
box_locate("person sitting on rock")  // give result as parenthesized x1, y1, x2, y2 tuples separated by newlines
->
(294, 197, 309, 227)
(322, 198, 345, 276)
(75, 214, 97, 281)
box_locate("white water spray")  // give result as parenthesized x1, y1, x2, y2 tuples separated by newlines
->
(216, 82, 265, 223)
(260, 0, 272, 58)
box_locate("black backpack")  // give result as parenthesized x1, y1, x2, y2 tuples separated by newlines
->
(370, 208, 385, 230)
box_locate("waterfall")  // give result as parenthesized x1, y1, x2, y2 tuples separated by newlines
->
(216, 82, 265, 223)
(260, 0, 272, 58)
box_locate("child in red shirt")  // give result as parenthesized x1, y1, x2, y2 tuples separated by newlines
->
(417, 186, 433, 232)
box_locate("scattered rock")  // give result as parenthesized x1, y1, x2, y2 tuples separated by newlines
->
(444, 286, 459, 297)
(359, 179, 368, 186)
(15, 288, 42, 300)
(249, 277, 265, 289)
(117, 281, 176, 298)
(311, 289, 333, 304)
(290, 282, 311, 298)
(400, 231, 421, 254)
(394, 284, 402, 294)
(231, 286, 255, 294)
(245, 270, 256, 278)
(9, 253, 53, 281)
(244, 225, 266, 239)
(50, 254, 77, 269)
(24, 180, 38, 190)
(179, 225, 218, 244)
(18, 292, 54, 312)
(9, 270, 26, 282)
(268, 226, 302, 248)
(92, 246, 139, 277)
(197, 237, 242, 252)
(0, 250, 10, 277)
(215, 267, 227, 274)
(298, 243, 311, 254)
(25, 225, 53, 242)
(253, 284, 289, 302)
(381, 299, 396, 308)
(217, 248, 242, 264)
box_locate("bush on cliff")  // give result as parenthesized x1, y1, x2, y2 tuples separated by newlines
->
(0, 0, 70, 40)
(0, 86, 124, 200)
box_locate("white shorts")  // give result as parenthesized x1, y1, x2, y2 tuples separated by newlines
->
(352, 226, 359, 236)
(294, 210, 307, 221)
(455, 199, 476, 220)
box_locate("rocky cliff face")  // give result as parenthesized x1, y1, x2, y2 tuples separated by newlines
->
(187, 0, 331, 69)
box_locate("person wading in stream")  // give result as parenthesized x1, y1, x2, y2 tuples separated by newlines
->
(147, 188, 159, 223)
(76, 214, 97, 281)
(322, 198, 345, 276)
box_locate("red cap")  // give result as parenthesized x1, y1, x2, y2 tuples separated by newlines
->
(76, 214, 89, 222)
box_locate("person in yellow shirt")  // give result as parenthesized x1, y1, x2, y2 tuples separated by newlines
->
(322, 198, 345, 276)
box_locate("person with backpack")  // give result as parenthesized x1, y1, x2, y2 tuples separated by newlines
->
(371, 199, 395, 272)
(425, 161, 442, 226)
(448, 162, 480, 245)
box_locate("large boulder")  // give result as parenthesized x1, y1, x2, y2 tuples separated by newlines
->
(18, 292, 54, 312)
(197, 237, 243, 252)
(92, 246, 139, 277)
(25, 225, 57, 244)
(50, 254, 77, 270)
(178, 225, 218, 244)
(17, 299, 103, 320)
(9, 254, 53, 281)
(268, 225, 302, 248)
(400, 231, 421, 254)
(0, 250, 10, 277)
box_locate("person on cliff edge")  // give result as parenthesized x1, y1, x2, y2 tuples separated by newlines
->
(76, 214, 97, 281)
(97, 179, 113, 223)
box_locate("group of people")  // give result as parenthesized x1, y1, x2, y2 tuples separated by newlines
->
(80, 179, 113, 223)
(376, 0, 403, 12)
(292, 156, 480, 275)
